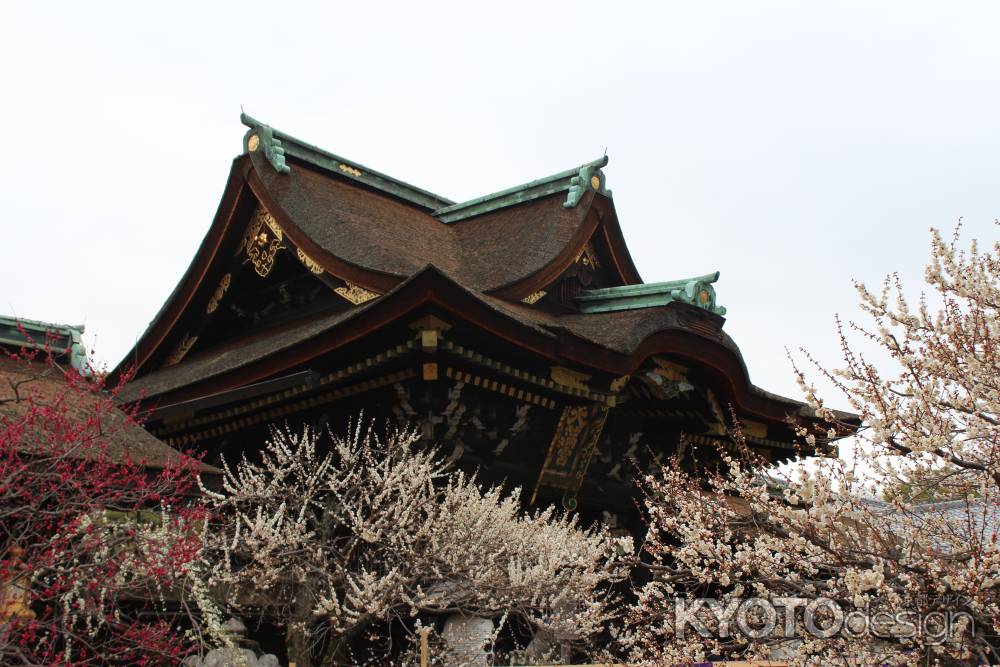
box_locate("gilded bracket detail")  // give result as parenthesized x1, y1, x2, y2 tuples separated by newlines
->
(609, 374, 630, 392)
(206, 273, 231, 314)
(574, 241, 601, 269)
(550, 366, 591, 391)
(296, 248, 324, 275)
(521, 290, 546, 305)
(334, 282, 380, 305)
(164, 334, 198, 367)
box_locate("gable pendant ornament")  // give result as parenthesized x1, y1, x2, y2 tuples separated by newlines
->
(576, 241, 600, 268)
(244, 206, 284, 277)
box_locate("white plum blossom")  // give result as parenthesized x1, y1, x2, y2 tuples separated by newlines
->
(622, 226, 1000, 667)
(200, 422, 628, 667)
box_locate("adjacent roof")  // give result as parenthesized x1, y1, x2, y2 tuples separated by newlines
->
(0, 357, 217, 473)
(0, 314, 87, 371)
(909, 498, 1000, 552)
(863, 497, 998, 554)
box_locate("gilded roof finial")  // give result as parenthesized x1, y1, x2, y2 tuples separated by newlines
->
(240, 112, 290, 174)
(564, 157, 610, 208)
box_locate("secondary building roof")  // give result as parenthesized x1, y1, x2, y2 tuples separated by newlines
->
(1, 315, 217, 473)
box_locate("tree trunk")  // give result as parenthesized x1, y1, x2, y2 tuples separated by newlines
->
(317, 614, 373, 667)
(286, 590, 318, 667)
(286, 619, 313, 667)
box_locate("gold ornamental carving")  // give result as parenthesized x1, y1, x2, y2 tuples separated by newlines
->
(609, 374, 630, 392)
(551, 406, 590, 466)
(339, 164, 363, 177)
(206, 273, 231, 314)
(740, 419, 768, 439)
(705, 388, 728, 436)
(0, 547, 34, 622)
(567, 405, 609, 477)
(550, 366, 591, 392)
(521, 290, 546, 305)
(574, 241, 600, 268)
(296, 248, 324, 274)
(164, 334, 198, 367)
(244, 206, 284, 277)
(334, 281, 380, 305)
(532, 403, 610, 504)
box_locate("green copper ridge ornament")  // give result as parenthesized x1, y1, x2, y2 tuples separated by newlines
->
(575, 272, 727, 316)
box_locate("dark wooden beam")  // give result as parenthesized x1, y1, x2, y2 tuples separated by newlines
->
(148, 370, 318, 422)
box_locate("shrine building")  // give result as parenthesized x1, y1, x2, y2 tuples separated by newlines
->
(113, 114, 841, 524)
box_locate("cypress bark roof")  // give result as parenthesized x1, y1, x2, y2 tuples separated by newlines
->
(0, 357, 217, 473)
(250, 150, 595, 292)
(118, 266, 827, 425)
(111, 114, 855, 432)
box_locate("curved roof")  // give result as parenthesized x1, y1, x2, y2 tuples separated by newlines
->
(250, 150, 598, 292)
(115, 118, 642, 378)
(111, 115, 855, 434)
(119, 266, 820, 425)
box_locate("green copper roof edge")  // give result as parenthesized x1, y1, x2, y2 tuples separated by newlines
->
(574, 272, 727, 317)
(0, 315, 88, 370)
(0, 314, 85, 335)
(433, 156, 610, 224)
(575, 297, 674, 314)
(575, 272, 721, 300)
(240, 113, 454, 211)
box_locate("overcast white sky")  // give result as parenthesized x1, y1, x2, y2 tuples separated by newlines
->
(3, 1, 999, 409)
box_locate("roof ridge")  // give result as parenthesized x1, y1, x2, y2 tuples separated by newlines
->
(240, 113, 455, 211)
(239, 114, 614, 224)
(433, 156, 611, 224)
(910, 498, 986, 511)
(0, 314, 85, 335)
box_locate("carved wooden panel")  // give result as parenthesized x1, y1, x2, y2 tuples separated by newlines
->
(533, 403, 609, 506)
